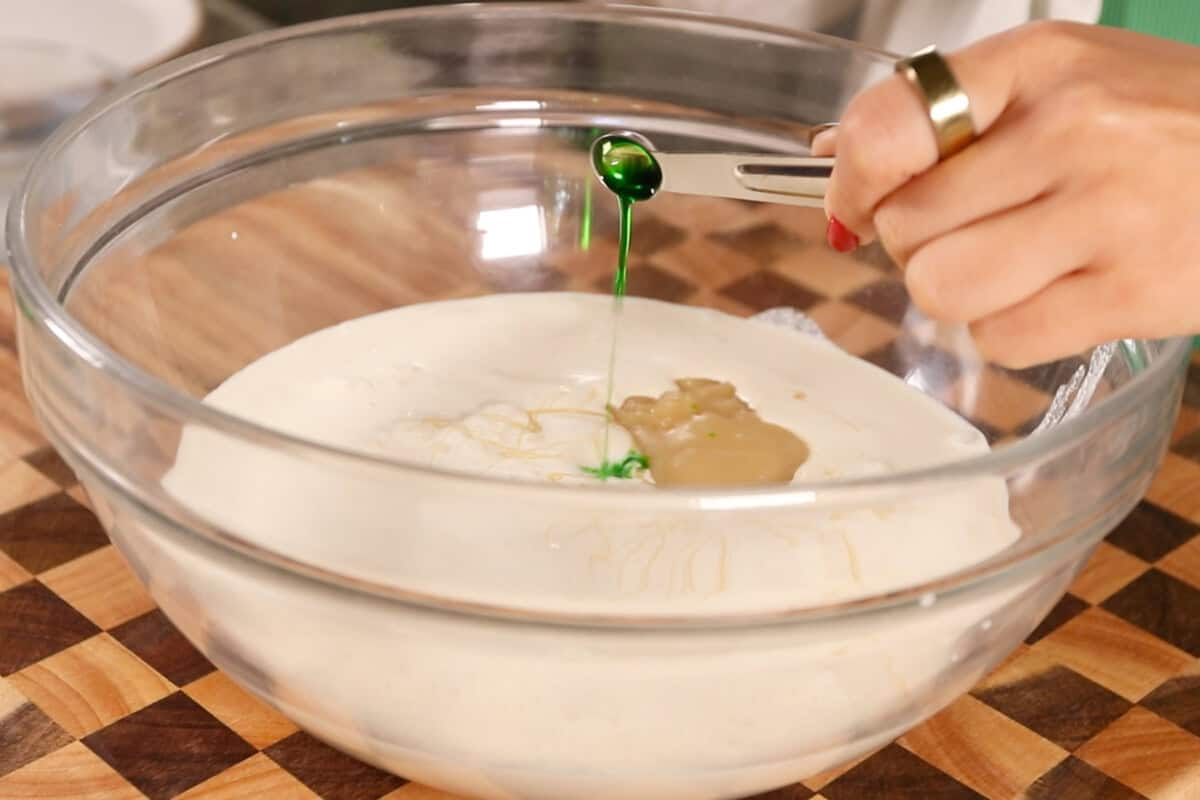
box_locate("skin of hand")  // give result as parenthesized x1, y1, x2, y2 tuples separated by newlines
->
(812, 21, 1200, 368)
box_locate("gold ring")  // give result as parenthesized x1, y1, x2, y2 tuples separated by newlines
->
(895, 47, 976, 160)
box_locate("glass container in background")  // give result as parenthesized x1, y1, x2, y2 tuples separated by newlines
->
(0, 40, 120, 256)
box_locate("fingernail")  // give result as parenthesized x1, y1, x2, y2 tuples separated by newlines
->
(810, 128, 837, 156)
(826, 216, 859, 253)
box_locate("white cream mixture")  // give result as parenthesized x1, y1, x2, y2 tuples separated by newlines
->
(163, 292, 1019, 615)
(139, 293, 1048, 798)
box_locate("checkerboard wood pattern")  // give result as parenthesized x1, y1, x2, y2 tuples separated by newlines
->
(3, 176, 1200, 799)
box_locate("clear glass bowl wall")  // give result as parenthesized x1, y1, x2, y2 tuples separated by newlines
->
(7, 6, 1188, 799)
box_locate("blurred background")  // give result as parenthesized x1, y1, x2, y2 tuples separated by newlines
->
(0, 0, 875, 256)
(233, 0, 859, 36)
(3, 0, 979, 256)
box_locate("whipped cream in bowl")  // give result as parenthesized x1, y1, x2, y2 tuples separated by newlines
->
(165, 293, 1022, 613)
(128, 293, 1060, 799)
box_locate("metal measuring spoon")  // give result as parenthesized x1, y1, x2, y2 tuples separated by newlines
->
(589, 130, 834, 209)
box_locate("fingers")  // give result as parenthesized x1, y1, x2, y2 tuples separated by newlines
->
(823, 28, 1031, 243)
(810, 20, 1159, 368)
(903, 190, 1096, 324)
(969, 270, 1118, 368)
(821, 73, 940, 242)
(873, 107, 1059, 267)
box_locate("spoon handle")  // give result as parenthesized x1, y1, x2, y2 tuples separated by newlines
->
(655, 153, 833, 208)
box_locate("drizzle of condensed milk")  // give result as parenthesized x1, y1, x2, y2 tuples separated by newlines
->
(612, 378, 810, 487)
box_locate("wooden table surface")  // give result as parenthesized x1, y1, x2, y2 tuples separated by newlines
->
(3, 165, 1200, 800)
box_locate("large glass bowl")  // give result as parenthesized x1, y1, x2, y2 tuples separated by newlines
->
(6, 5, 1189, 799)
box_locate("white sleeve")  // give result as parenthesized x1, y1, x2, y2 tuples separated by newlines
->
(620, 0, 1101, 127)
(856, 0, 1103, 55)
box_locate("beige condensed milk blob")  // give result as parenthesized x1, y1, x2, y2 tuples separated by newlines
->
(613, 378, 809, 487)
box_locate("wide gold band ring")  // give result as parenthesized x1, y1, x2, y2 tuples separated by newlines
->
(895, 47, 976, 160)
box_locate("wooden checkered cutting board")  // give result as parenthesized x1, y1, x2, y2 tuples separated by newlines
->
(3, 180, 1200, 800)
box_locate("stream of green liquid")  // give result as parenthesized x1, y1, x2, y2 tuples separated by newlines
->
(587, 136, 663, 479)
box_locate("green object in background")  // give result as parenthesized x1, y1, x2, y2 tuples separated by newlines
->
(1099, 0, 1200, 46)
(1100, 1, 1200, 350)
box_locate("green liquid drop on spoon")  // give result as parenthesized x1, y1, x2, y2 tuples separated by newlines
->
(583, 133, 664, 480)
(591, 134, 664, 297)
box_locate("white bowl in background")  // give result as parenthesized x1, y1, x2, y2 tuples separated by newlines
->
(0, 0, 203, 92)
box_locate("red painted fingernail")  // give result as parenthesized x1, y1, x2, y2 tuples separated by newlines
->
(826, 216, 859, 253)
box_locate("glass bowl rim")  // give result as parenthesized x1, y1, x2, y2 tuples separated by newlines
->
(5, 2, 1192, 628)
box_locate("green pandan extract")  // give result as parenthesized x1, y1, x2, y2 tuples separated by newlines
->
(583, 134, 663, 480)
(591, 135, 663, 297)
(581, 450, 651, 481)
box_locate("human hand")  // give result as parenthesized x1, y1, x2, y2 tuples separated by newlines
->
(813, 21, 1200, 368)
